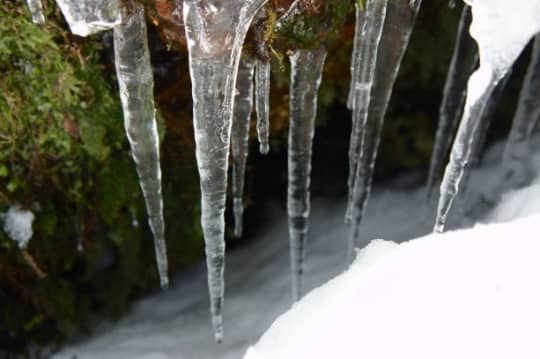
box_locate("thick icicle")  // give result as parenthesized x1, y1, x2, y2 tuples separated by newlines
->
(349, 0, 422, 254)
(434, 0, 540, 233)
(287, 47, 327, 302)
(114, 2, 168, 288)
(345, 0, 388, 223)
(346, 4, 366, 110)
(182, 0, 269, 341)
(25, 0, 45, 24)
(255, 60, 271, 155)
(459, 72, 510, 194)
(55, 0, 121, 36)
(426, 5, 478, 199)
(231, 57, 256, 238)
(503, 35, 540, 182)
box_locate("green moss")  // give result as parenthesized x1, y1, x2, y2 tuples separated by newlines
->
(0, 2, 202, 354)
(274, 0, 353, 50)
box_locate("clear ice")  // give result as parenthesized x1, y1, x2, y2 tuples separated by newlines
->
(287, 47, 327, 301)
(349, 0, 422, 253)
(459, 72, 510, 194)
(114, 1, 168, 288)
(182, 0, 269, 341)
(25, 0, 45, 24)
(54, 0, 121, 36)
(346, 4, 366, 110)
(255, 60, 271, 155)
(434, 0, 540, 232)
(345, 0, 388, 223)
(503, 35, 540, 184)
(231, 56, 256, 238)
(426, 5, 478, 199)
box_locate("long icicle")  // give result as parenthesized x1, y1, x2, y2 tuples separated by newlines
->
(182, 0, 268, 341)
(345, 0, 388, 223)
(287, 47, 327, 302)
(25, 0, 45, 24)
(346, 4, 366, 110)
(349, 0, 422, 255)
(503, 35, 540, 181)
(114, 2, 168, 288)
(231, 57, 256, 238)
(426, 5, 478, 199)
(255, 60, 271, 155)
(459, 71, 511, 195)
(434, 0, 540, 233)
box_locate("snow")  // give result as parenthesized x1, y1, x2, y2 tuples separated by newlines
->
(245, 211, 540, 359)
(55, 135, 540, 358)
(2, 205, 35, 249)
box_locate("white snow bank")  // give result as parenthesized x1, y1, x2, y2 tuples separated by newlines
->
(244, 192, 540, 359)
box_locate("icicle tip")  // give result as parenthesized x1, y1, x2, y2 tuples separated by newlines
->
(160, 276, 169, 290)
(259, 143, 270, 155)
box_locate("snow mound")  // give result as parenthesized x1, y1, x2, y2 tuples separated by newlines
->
(244, 197, 540, 358)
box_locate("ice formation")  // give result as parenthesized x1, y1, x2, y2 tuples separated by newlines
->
(114, 2, 168, 289)
(54, 0, 122, 36)
(349, 0, 422, 254)
(503, 35, 540, 182)
(255, 60, 271, 155)
(182, 0, 269, 341)
(2, 206, 35, 249)
(434, 0, 540, 233)
(231, 57, 256, 238)
(287, 47, 327, 301)
(19, 0, 540, 347)
(345, 0, 387, 223)
(426, 5, 478, 199)
(346, 5, 365, 110)
(25, 0, 45, 24)
(459, 73, 510, 195)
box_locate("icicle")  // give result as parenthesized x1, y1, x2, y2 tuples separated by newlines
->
(287, 47, 327, 302)
(231, 57, 256, 238)
(114, 2, 168, 288)
(255, 60, 271, 155)
(349, 0, 422, 254)
(426, 5, 478, 199)
(503, 35, 540, 180)
(54, 0, 121, 36)
(182, 0, 269, 342)
(25, 0, 45, 24)
(346, 4, 366, 110)
(448, 0, 456, 9)
(345, 0, 388, 223)
(434, 0, 540, 233)
(460, 72, 510, 194)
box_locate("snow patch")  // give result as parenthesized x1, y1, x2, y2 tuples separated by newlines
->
(3, 205, 35, 249)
